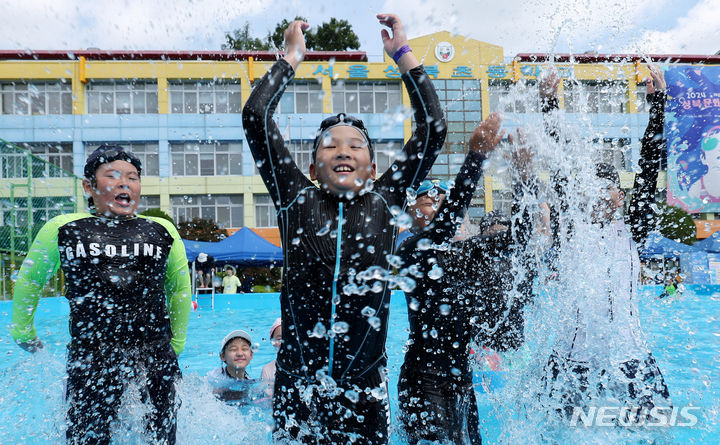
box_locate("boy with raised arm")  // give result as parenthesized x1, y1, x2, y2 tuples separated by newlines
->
(242, 14, 445, 444)
(11, 145, 191, 445)
(396, 115, 538, 444)
(541, 67, 671, 420)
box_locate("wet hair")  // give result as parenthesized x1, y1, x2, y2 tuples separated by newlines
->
(595, 162, 620, 188)
(478, 210, 510, 235)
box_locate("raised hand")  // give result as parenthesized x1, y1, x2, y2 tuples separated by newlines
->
(646, 64, 666, 94)
(469, 113, 505, 155)
(508, 129, 534, 180)
(540, 67, 561, 100)
(377, 14, 419, 73)
(283, 20, 310, 70)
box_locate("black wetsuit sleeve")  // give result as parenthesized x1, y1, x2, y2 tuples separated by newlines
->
(398, 150, 485, 257)
(242, 59, 312, 208)
(542, 95, 561, 143)
(376, 66, 446, 195)
(627, 90, 666, 246)
(510, 175, 539, 253)
(541, 93, 572, 252)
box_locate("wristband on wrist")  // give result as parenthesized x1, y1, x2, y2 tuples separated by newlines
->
(392, 45, 412, 64)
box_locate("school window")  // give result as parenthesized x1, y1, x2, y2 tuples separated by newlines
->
(331, 80, 402, 114)
(285, 140, 314, 173)
(375, 140, 404, 174)
(170, 194, 244, 228)
(594, 138, 630, 171)
(170, 141, 242, 176)
(488, 79, 538, 113)
(86, 81, 158, 114)
(277, 81, 324, 114)
(564, 80, 627, 113)
(169, 80, 241, 113)
(1, 196, 76, 227)
(492, 189, 514, 216)
(137, 195, 161, 212)
(428, 79, 483, 182)
(635, 83, 648, 113)
(10, 142, 74, 178)
(85, 142, 160, 176)
(1, 81, 72, 115)
(254, 194, 278, 227)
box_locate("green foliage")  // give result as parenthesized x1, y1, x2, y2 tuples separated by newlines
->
(222, 22, 271, 51)
(239, 266, 282, 292)
(139, 208, 175, 226)
(225, 17, 360, 52)
(312, 18, 360, 51)
(177, 217, 226, 242)
(654, 203, 697, 245)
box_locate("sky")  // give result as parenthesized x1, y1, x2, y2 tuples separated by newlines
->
(2, 0, 718, 61)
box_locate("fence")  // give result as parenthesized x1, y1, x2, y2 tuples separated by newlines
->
(0, 139, 83, 299)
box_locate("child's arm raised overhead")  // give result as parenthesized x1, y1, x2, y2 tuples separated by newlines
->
(242, 20, 313, 208)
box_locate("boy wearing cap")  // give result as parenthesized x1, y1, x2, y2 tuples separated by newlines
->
(210, 329, 254, 381)
(242, 15, 445, 444)
(10, 144, 191, 445)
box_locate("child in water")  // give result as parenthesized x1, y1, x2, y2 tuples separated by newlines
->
(242, 14, 445, 444)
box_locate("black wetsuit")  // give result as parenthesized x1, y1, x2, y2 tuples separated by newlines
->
(242, 59, 445, 444)
(11, 213, 191, 445)
(396, 151, 537, 444)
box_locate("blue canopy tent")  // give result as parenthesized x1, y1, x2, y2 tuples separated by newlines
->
(641, 232, 699, 258)
(694, 231, 720, 253)
(183, 227, 283, 267)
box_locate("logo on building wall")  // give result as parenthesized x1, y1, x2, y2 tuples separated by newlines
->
(434, 42, 455, 63)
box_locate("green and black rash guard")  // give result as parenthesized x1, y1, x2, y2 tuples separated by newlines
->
(243, 59, 446, 383)
(11, 213, 192, 355)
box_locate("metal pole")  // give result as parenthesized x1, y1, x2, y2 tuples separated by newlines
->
(26, 152, 33, 250)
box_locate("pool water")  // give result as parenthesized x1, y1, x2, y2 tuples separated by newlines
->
(1, 287, 718, 444)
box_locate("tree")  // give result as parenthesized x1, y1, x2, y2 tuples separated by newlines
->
(177, 217, 226, 242)
(227, 17, 360, 52)
(222, 22, 270, 51)
(312, 18, 360, 51)
(139, 208, 175, 226)
(654, 202, 697, 245)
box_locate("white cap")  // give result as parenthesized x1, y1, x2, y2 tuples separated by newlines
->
(198, 252, 208, 262)
(220, 329, 252, 353)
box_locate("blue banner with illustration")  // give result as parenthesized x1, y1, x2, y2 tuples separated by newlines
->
(666, 66, 720, 213)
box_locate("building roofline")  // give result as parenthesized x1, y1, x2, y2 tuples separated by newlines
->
(515, 53, 720, 64)
(0, 49, 368, 62)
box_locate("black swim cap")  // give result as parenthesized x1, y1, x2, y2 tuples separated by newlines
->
(84, 144, 143, 180)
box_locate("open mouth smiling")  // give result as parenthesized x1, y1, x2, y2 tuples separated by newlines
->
(114, 193, 132, 206)
(333, 164, 355, 174)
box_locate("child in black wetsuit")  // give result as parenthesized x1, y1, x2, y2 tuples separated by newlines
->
(11, 145, 191, 445)
(242, 15, 446, 445)
(396, 115, 538, 444)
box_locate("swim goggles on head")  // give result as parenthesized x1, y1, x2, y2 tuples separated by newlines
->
(84, 144, 143, 179)
(415, 178, 450, 197)
(312, 113, 374, 160)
